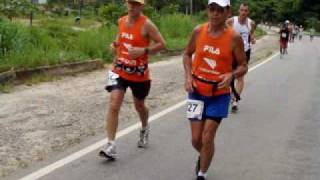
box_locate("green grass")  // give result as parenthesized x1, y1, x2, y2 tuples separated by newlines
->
(255, 27, 267, 39)
(0, 65, 11, 73)
(0, 14, 197, 71)
(0, 18, 117, 70)
(158, 14, 197, 50)
(1, 14, 267, 72)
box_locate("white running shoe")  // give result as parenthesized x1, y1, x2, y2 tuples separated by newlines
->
(138, 126, 149, 148)
(231, 101, 238, 113)
(99, 142, 116, 160)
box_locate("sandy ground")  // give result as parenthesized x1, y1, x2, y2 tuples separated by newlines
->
(0, 27, 279, 178)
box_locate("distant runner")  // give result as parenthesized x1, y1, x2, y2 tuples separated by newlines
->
(309, 27, 315, 41)
(299, 25, 304, 40)
(292, 24, 297, 42)
(279, 21, 290, 58)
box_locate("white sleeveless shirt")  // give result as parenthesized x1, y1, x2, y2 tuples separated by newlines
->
(232, 16, 252, 51)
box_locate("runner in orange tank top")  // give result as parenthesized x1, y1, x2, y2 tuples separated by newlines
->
(183, 0, 247, 179)
(114, 14, 150, 82)
(100, 0, 165, 160)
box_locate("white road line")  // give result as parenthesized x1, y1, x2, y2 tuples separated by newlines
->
(19, 101, 187, 180)
(248, 52, 280, 72)
(19, 53, 279, 180)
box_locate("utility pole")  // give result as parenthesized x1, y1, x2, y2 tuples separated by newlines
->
(190, 0, 193, 15)
(77, 0, 83, 24)
(30, 0, 34, 26)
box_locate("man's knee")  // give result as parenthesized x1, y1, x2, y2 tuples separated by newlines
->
(192, 136, 202, 149)
(108, 90, 125, 113)
(109, 102, 121, 114)
(108, 97, 123, 114)
(134, 100, 147, 113)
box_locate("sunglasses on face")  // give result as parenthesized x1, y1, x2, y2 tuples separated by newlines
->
(208, 3, 225, 13)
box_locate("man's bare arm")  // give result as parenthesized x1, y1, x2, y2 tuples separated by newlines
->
(183, 26, 200, 92)
(250, 20, 257, 44)
(226, 18, 234, 27)
(145, 20, 165, 54)
(233, 33, 248, 78)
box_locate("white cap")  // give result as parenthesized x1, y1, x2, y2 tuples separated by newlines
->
(285, 20, 290, 24)
(208, 0, 230, 7)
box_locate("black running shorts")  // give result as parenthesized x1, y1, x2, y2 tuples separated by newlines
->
(106, 77, 151, 100)
(232, 49, 251, 69)
(245, 49, 251, 63)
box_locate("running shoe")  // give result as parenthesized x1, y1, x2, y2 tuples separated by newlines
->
(138, 126, 149, 148)
(231, 101, 238, 113)
(196, 175, 206, 180)
(99, 142, 116, 160)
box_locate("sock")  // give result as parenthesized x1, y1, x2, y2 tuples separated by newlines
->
(108, 140, 115, 145)
(198, 171, 207, 178)
(142, 125, 149, 131)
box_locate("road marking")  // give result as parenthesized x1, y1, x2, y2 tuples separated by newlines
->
(19, 101, 187, 180)
(19, 52, 279, 180)
(248, 52, 279, 72)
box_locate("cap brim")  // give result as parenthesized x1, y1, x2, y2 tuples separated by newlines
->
(208, 2, 228, 7)
(127, 0, 144, 4)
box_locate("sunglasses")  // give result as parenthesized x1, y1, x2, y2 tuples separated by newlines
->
(208, 3, 225, 13)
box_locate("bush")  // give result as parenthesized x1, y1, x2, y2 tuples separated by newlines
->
(0, 20, 29, 57)
(160, 4, 179, 15)
(194, 10, 207, 22)
(99, 3, 126, 25)
(159, 14, 196, 39)
(143, 5, 160, 25)
(305, 17, 320, 32)
(255, 27, 267, 39)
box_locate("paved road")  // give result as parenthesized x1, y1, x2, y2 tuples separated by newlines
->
(0, 27, 277, 179)
(11, 37, 320, 180)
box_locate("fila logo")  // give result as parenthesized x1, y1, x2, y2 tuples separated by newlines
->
(123, 43, 132, 50)
(121, 32, 133, 40)
(204, 58, 217, 69)
(203, 45, 220, 55)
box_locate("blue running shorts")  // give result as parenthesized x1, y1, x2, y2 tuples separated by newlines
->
(187, 92, 231, 121)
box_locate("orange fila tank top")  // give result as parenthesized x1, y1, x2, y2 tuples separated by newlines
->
(113, 15, 150, 82)
(192, 23, 234, 96)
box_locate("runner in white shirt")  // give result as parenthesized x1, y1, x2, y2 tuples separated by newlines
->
(226, 2, 256, 113)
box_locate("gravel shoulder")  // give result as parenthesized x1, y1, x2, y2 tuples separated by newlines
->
(0, 27, 279, 178)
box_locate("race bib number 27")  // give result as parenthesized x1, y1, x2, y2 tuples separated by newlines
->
(186, 100, 204, 120)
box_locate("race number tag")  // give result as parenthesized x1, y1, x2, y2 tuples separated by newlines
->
(281, 33, 287, 38)
(186, 99, 204, 119)
(107, 70, 119, 86)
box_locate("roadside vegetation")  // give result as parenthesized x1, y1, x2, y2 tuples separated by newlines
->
(0, 0, 283, 73)
(0, 3, 201, 73)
